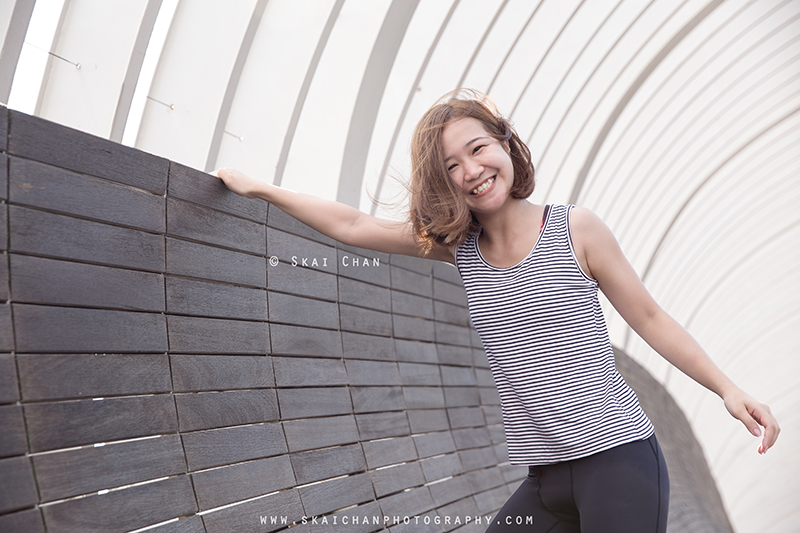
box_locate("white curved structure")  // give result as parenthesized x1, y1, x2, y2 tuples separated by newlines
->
(2, 1, 797, 531)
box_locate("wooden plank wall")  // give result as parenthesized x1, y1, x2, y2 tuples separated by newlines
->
(0, 108, 525, 533)
(0, 108, 733, 533)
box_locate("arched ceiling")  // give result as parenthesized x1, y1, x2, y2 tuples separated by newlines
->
(2, 1, 798, 531)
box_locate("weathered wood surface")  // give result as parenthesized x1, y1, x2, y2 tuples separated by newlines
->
(0, 109, 734, 533)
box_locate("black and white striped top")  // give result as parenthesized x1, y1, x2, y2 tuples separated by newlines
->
(455, 204, 654, 465)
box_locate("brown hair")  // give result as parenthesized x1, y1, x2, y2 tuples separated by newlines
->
(408, 89, 535, 254)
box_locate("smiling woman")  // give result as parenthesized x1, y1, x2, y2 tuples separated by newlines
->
(214, 89, 780, 533)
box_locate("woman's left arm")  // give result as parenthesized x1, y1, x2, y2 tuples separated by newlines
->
(570, 207, 780, 455)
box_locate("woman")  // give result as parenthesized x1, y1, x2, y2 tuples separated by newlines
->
(214, 90, 779, 532)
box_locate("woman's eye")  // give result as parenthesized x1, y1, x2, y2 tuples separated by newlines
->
(473, 145, 485, 154)
(447, 163, 458, 172)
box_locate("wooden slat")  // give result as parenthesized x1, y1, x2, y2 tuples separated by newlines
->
(432, 278, 468, 306)
(392, 315, 435, 342)
(452, 427, 491, 451)
(181, 422, 287, 471)
(167, 315, 269, 354)
(18, 354, 170, 401)
(13, 304, 167, 353)
(391, 290, 432, 319)
(7, 110, 168, 194)
(298, 472, 375, 518)
(447, 407, 485, 429)
(428, 475, 471, 507)
(192, 455, 294, 511)
(277, 387, 352, 420)
(10, 255, 165, 311)
(0, 304, 13, 352)
(341, 332, 396, 361)
(433, 300, 470, 326)
(270, 324, 342, 358)
(351, 386, 405, 414)
(0, 508, 45, 533)
(272, 356, 347, 387)
(394, 339, 438, 363)
(0, 251, 8, 302)
(200, 488, 304, 533)
(290, 443, 366, 485)
(339, 277, 391, 312)
(390, 266, 431, 297)
(402, 386, 445, 410)
(9, 206, 164, 271)
(268, 292, 339, 329)
(0, 456, 38, 514)
(413, 431, 456, 459)
(344, 360, 401, 386)
(168, 161, 267, 223)
(0, 353, 18, 404)
(166, 277, 266, 320)
(441, 366, 476, 387)
(0, 405, 29, 458)
(25, 394, 178, 452)
(432, 261, 462, 285)
(33, 434, 186, 502)
(40, 475, 196, 533)
(444, 387, 480, 408)
(355, 412, 410, 441)
(398, 363, 441, 386)
(9, 157, 165, 232)
(407, 409, 449, 434)
(166, 237, 266, 288)
(167, 197, 265, 256)
(340, 304, 392, 336)
(435, 322, 471, 347)
(175, 389, 278, 432)
(371, 462, 425, 498)
(144, 515, 205, 533)
(437, 344, 473, 367)
(0, 205, 6, 252)
(283, 415, 359, 453)
(460, 447, 500, 472)
(419, 453, 462, 483)
(171, 354, 274, 392)
(362, 436, 417, 469)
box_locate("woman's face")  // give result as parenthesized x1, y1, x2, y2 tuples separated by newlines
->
(441, 117, 514, 216)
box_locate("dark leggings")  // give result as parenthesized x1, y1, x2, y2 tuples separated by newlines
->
(486, 434, 669, 533)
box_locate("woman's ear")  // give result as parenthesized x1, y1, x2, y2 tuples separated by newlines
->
(503, 139, 511, 153)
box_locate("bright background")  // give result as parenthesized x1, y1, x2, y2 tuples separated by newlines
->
(1, 1, 798, 530)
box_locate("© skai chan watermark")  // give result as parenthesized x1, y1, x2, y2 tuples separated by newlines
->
(267, 254, 382, 268)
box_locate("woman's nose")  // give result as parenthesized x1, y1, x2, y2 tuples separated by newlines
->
(464, 160, 483, 181)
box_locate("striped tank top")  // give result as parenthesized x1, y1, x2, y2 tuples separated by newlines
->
(455, 204, 654, 465)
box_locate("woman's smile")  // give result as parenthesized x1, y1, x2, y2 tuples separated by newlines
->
(471, 176, 496, 195)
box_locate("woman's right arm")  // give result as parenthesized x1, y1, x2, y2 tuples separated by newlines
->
(213, 168, 455, 264)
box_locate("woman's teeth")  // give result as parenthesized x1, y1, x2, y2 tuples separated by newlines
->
(471, 177, 495, 195)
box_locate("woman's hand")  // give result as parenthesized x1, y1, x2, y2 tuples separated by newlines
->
(723, 387, 780, 455)
(212, 168, 263, 198)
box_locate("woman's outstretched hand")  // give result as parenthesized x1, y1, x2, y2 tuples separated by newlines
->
(723, 388, 780, 455)
(212, 168, 262, 198)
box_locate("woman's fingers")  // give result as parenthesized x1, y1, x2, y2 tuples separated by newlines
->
(750, 402, 780, 454)
(726, 393, 780, 455)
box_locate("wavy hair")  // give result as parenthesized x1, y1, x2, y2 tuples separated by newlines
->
(408, 89, 535, 254)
